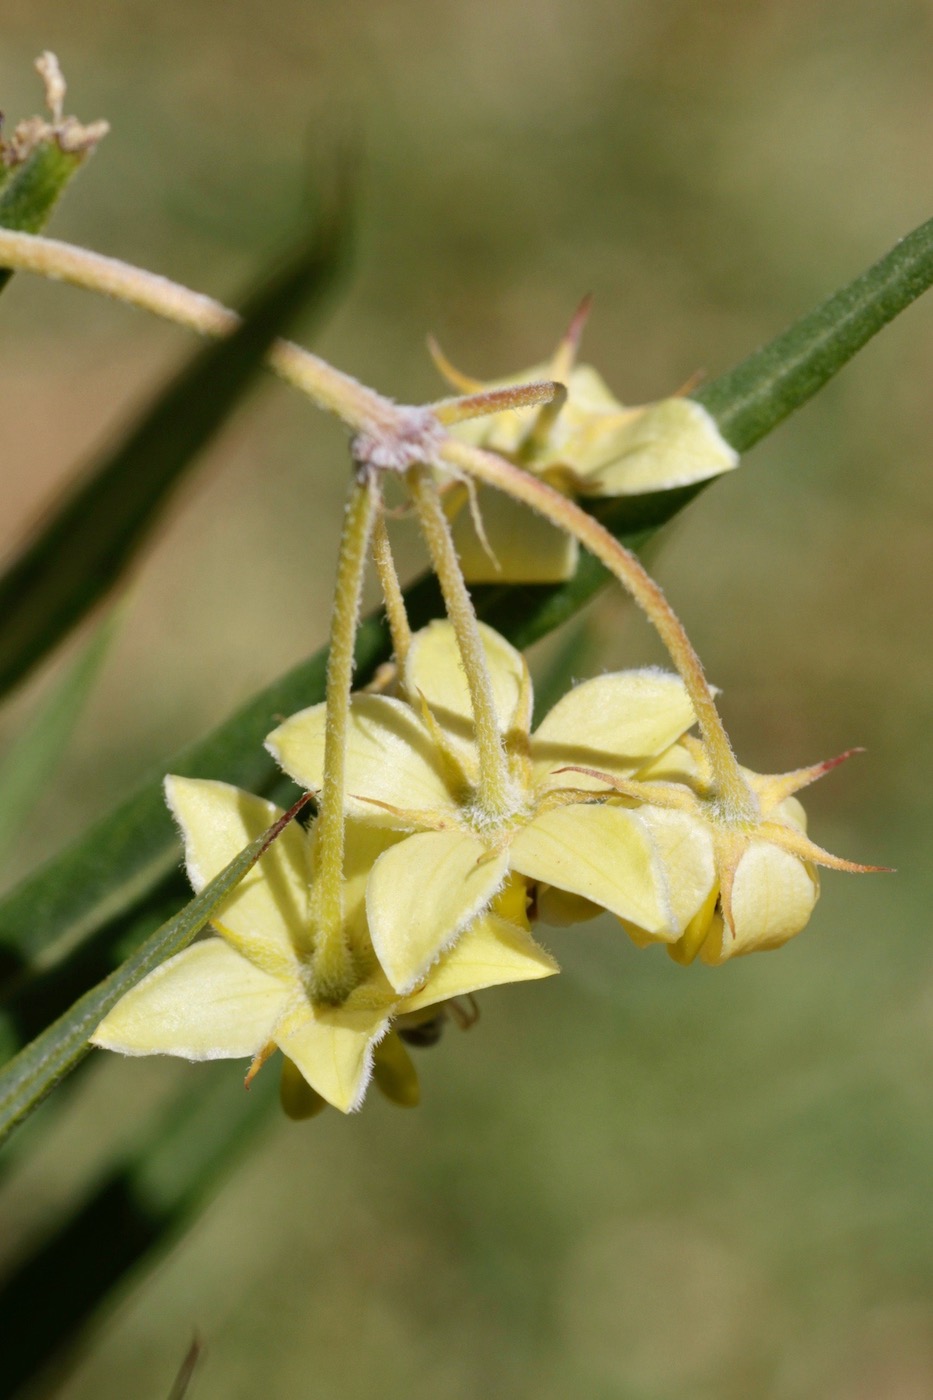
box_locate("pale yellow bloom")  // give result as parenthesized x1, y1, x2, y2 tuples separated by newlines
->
(437, 348, 737, 583)
(92, 777, 556, 1113)
(267, 620, 713, 993)
(576, 738, 875, 964)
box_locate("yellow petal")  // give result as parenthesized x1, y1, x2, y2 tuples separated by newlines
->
(401, 912, 558, 1011)
(509, 804, 678, 936)
(404, 620, 530, 751)
(91, 937, 289, 1059)
(530, 670, 695, 793)
(452, 485, 579, 584)
(267, 695, 457, 826)
(535, 885, 604, 926)
(366, 828, 510, 993)
(372, 1033, 421, 1107)
(165, 777, 309, 975)
(276, 1004, 390, 1114)
(628, 807, 716, 932)
(341, 820, 408, 946)
(280, 1056, 328, 1119)
(575, 398, 738, 496)
(703, 843, 820, 963)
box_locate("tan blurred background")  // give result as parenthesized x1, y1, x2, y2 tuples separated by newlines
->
(2, 2, 933, 1396)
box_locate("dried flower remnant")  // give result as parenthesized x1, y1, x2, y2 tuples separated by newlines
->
(91, 778, 556, 1114)
(1, 52, 108, 169)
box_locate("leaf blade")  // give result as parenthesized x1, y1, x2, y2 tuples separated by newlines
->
(0, 794, 308, 1149)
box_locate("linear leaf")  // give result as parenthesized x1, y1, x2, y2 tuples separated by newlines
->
(0, 1065, 278, 1400)
(0, 205, 346, 699)
(694, 213, 933, 451)
(0, 611, 118, 863)
(0, 213, 931, 987)
(0, 795, 308, 1149)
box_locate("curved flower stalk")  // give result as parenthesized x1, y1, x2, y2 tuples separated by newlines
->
(91, 777, 556, 1114)
(268, 620, 717, 993)
(431, 304, 737, 582)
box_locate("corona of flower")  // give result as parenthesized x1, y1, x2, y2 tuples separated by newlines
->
(432, 308, 737, 582)
(91, 777, 556, 1114)
(267, 619, 718, 993)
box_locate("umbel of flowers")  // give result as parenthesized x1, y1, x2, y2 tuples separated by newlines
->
(92, 312, 880, 1116)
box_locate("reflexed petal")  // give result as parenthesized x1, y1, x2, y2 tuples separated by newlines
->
(510, 804, 677, 936)
(342, 821, 408, 945)
(703, 843, 819, 962)
(267, 696, 457, 826)
(575, 398, 738, 496)
(630, 807, 716, 931)
(367, 828, 510, 993)
(404, 620, 529, 750)
(164, 777, 308, 974)
(280, 1056, 329, 1119)
(276, 1004, 390, 1114)
(452, 485, 579, 584)
(401, 912, 558, 1011)
(372, 1033, 420, 1107)
(91, 938, 289, 1059)
(535, 885, 604, 927)
(530, 670, 695, 792)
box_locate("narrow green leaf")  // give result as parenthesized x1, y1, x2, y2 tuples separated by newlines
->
(694, 214, 933, 451)
(0, 611, 118, 863)
(0, 795, 308, 1149)
(0, 205, 347, 699)
(0, 214, 931, 987)
(0, 1065, 278, 1400)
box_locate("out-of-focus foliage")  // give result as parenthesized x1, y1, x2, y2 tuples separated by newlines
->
(1, 3, 932, 1398)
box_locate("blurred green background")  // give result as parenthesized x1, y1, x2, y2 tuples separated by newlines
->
(2, 1, 933, 1396)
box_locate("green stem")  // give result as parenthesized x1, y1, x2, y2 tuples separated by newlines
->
(696, 214, 933, 451)
(311, 472, 378, 1002)
(407, 466, 514, 819)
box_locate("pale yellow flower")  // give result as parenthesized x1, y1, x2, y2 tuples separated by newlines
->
(92, 777, 556, 1113)
(267, 620, 714, 993)
(434, 333, 737, 583)
(572, 738, 877, 964)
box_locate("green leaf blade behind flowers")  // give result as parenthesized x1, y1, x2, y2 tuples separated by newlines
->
(0, 204, 347, 700)
(0, 795, 308, 1150)
(0, 611, 118, 866)
(694, 213, 933, 452)
(1, 212, 933, 997)
(0, 1065, 278, 1400)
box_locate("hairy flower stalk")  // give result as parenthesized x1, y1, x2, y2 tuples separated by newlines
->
(370, 509, 412, 676)
(438, 434, 755, 821)
(309, 469, 378, 1002)
(406, 465, 515, 822)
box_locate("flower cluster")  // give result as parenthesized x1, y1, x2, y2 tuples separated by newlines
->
(92, 319, 877, 1119)
(433, 315, 737, 582)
